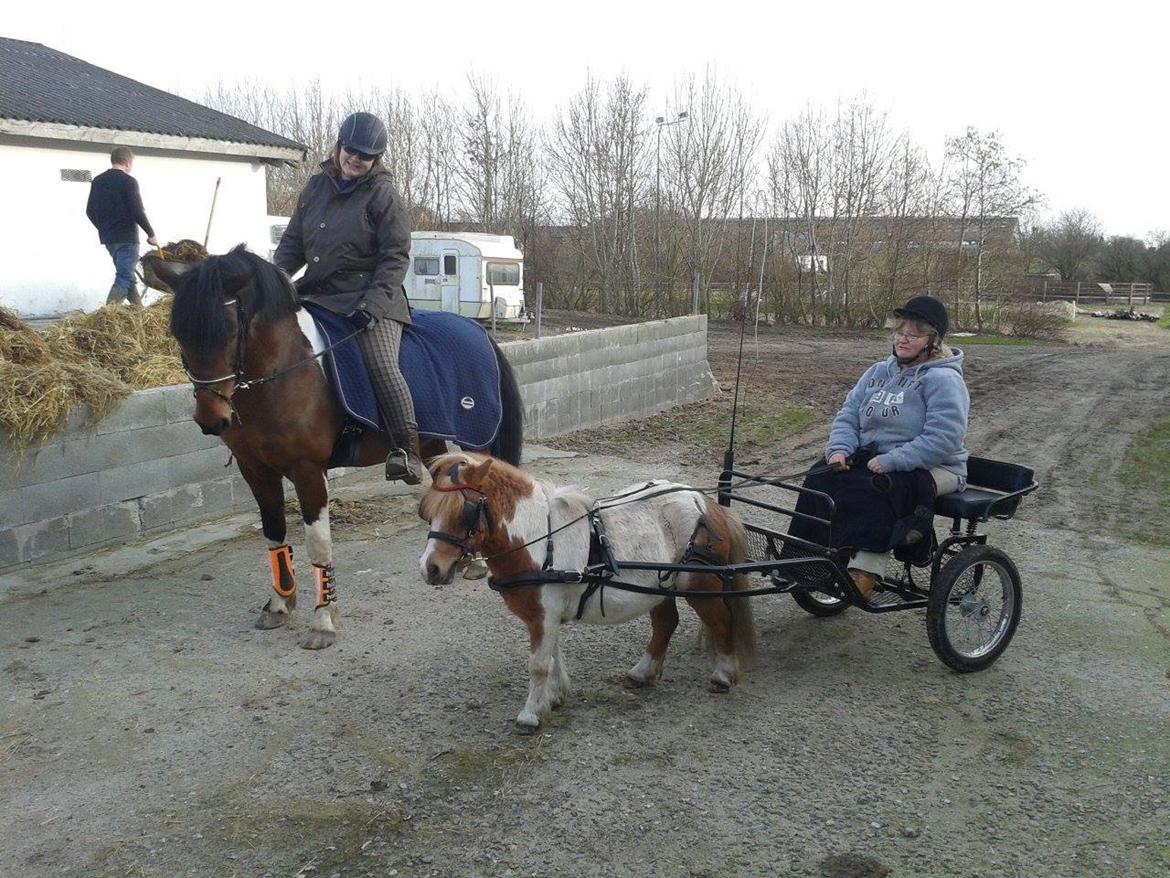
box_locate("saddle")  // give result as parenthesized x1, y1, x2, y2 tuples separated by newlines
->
(300, 304, 505, 466)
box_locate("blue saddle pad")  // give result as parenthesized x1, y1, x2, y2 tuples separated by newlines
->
(303, 304, 503, 452)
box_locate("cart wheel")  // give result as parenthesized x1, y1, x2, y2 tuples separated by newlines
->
(927, 545, 1021, 672)
(792, 588, 849, 617)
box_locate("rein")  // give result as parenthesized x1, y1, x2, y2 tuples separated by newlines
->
(434, 459, 841, 596)
(182, 297, 368, 423)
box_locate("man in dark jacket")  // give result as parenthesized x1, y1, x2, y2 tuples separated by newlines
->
(86, 146, 158, 306)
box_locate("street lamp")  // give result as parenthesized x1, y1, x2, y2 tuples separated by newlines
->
(655, 110, 688, 305)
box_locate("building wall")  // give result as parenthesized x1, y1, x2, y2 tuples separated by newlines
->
(0, 316, 717, 570)
(0, 137, 271, 316)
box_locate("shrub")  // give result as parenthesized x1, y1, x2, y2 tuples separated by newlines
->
(1000, 304, 1072, 339)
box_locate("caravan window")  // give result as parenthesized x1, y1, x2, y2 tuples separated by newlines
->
(413, 256, 440, 276)
(443, 254, 458, 275)
(486, 262, 520, 286)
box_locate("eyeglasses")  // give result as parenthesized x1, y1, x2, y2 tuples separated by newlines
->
(341, 145, 377, 162)
(893, 330, 929, 342)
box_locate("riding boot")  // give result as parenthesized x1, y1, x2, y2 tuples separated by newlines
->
(385, 427, 426, 485)
(106, 285, 128, 306)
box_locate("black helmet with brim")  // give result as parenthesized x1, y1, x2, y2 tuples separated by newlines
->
(338, 112, 388, 157)
(893, 296, 949, 338)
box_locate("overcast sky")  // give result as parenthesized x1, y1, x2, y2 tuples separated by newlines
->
(8, 0, 1164, 238)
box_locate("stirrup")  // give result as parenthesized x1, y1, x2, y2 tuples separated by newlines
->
(385, 447, 423, 485)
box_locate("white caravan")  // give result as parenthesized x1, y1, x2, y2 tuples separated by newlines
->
(405, 231, 527, 322)
(261, 223, 527, 323)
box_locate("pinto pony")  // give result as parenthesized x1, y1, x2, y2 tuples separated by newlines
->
(418, 453, 756, 732)
(154, 248, 522, 649)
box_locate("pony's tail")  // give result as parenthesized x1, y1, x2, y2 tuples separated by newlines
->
(491, 336, 524, 466)
(712, 500, 757, 669)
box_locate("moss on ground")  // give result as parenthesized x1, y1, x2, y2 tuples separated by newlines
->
(1118, 416, 1170, 546)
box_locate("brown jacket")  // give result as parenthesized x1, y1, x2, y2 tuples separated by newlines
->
(274, 160, 412, 324)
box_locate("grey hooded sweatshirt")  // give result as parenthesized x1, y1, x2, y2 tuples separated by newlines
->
(825, 347, 970, 487)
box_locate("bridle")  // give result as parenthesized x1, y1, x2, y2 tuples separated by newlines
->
(181, 296, 250, 422)
(180, 293, 366, 425)
(426, 462, 494, 561)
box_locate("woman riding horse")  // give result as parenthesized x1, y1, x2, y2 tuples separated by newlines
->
(158, 246, 522, 650)
(273, 111, 424, 484)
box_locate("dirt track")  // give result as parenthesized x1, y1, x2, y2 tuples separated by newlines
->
(2, 314, 1168, 878)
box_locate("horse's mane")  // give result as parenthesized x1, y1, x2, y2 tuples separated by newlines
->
(169, 245, 298, 354)
(420, 452, 545, 525)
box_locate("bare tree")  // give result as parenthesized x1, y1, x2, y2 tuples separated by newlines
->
(203, 78, 341, 215)
(545, 74, 650, 313)
(1034, 208, 1104, 282)
(664, 70, 764, 314)
(945, 128, 1037, 330)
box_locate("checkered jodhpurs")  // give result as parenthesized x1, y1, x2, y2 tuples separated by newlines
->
(357, 317, 417, 437)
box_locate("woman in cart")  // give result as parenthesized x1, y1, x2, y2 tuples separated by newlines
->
(273, 111, 424, 485)
(793, 296, 970, 600)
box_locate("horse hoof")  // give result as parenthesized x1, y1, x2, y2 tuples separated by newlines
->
(708, 679, 731, 694)
(300, 630, 336, 650)
(255, 610, 289, 630)
(513, 720, 540, 736)
(622, 674, 650, 690)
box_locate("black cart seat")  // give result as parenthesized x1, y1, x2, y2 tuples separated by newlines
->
(934, 457, 1037, 523)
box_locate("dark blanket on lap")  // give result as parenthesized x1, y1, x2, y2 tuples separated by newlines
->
(786, 447, 936, 564)
(303, 304, 503, 452)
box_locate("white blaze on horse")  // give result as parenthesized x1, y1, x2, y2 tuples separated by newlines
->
(418, 453, 756, 732)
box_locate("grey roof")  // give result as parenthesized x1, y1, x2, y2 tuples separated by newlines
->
(0, 37, 304, 153)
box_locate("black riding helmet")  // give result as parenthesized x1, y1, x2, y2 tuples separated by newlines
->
(893, 295, 949, 338)
(338, 111, 388, 157)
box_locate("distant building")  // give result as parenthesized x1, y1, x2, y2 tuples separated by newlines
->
(0, 37, 305, 316)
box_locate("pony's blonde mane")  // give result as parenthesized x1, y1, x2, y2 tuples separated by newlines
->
(420, 452, 537, 525)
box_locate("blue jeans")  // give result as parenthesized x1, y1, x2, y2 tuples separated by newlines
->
(105, 243, 139, 291)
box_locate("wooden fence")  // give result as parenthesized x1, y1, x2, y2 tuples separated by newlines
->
(1035, 281, 1153, 306)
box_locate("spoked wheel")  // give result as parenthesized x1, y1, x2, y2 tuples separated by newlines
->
(927, 545, 1022, 672)
(791, 588, 849, 617)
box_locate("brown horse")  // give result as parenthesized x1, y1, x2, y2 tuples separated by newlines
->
(153, 248, 522, 649)
(418, 453, 756, 732)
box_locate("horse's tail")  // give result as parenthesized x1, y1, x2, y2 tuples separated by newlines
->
(708, 499, 757, 669)
(491, 335, 524, 466)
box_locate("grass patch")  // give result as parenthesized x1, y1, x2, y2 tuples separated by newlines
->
(1159, 310, 1170, 329)
(430, 740, 546, 785)
(1118, 416, 1170, 546)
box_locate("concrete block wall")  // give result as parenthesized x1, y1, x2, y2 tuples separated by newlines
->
(0, 385, 256, 569)
(0, 315, 716, 570)
(499, 315, 717, 440)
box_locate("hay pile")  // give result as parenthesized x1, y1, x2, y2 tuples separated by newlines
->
(0, 301, 186, 448)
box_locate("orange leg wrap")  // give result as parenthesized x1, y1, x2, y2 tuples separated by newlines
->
(314, 564, 336, 610)
(268, 545, 297, 598)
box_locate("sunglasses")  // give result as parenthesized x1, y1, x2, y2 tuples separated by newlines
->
(341, 145, 378, 162)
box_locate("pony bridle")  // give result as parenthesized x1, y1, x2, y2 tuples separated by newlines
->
(427, 462, 493, 562)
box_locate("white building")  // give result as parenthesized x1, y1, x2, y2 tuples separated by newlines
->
(0, 37, 305, 317)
